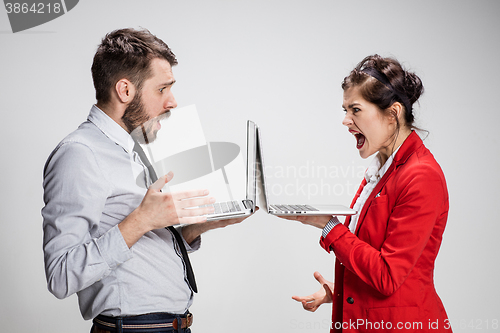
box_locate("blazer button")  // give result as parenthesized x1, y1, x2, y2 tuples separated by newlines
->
(346, 297, 354, 304)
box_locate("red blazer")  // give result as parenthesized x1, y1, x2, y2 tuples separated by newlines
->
(320, 131, 451, 332)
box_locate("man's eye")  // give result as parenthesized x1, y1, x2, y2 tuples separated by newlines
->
(353, 108, 361, 113)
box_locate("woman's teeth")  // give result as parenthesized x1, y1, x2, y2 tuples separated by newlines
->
(355, 133, 365, 149)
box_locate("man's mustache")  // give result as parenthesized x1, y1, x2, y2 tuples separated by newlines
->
(156, 110, 172, 122)
(138, 110, 172, 144)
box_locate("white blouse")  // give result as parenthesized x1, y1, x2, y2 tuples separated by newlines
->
(322, 146, 401, 238)
(348, 148, 399, 233)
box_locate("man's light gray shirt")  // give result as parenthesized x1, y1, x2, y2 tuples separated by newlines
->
(42, 105, 200, 320)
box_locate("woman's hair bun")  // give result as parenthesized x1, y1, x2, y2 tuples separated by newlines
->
(342, 54, 424, 127)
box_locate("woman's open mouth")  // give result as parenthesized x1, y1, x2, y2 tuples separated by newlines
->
(355, 133, 365, 149)
(349, 130, 366, 149)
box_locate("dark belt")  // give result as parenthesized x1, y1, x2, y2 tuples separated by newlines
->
(93, 312, 193, 332)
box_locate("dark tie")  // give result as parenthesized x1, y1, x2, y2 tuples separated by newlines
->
(133, 141, 198, 293)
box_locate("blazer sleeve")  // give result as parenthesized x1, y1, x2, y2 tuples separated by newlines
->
(320, 162, 448, 296)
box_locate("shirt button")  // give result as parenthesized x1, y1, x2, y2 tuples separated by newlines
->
(346, 297, 354, 304)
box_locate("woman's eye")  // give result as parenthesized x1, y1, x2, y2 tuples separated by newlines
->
(159, 88, 165, 93)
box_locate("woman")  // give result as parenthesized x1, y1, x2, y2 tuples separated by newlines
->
(285, 55, 451, 332)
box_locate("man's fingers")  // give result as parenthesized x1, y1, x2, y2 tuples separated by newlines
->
(149, 172, 174, 191)
(178, 216, 209, 225)
(175, 196, 215, 209)
(176, 206, 214, 218)
(172, 188, 210, 201)
(165, 171, 174, 183)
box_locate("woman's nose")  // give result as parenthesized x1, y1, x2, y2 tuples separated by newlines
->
(342, 113, 353, 127)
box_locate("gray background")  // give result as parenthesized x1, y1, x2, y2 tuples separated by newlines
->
(1, 0, 499, 332)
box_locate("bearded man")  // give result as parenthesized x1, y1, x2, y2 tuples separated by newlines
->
(42, 28, 250, 333)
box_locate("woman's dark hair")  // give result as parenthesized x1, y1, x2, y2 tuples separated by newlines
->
(91, 28, 178, 104)
(341, 54, 424, 130)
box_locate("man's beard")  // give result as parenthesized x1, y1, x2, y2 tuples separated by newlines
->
(122, 92, 170, 144)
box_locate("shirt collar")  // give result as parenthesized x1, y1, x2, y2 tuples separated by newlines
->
(87, 105, 135, 154)
(365, 145, 402, 183)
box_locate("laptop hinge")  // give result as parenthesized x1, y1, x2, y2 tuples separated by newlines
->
(243, 200, 254, 210)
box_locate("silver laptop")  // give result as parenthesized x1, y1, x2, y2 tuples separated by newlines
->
(251, 120, 356, 216)
(201, 121, 257, 221)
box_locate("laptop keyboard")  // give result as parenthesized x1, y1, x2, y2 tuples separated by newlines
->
(270, 204, 319, 212)
(202, 201, 244, 214)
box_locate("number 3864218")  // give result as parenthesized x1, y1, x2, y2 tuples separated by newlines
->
(5, 3, 62, 14)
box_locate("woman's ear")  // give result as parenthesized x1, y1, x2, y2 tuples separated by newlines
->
(388, 102, 404, 124)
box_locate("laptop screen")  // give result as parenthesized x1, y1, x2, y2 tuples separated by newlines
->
(246, 121, 257, 210)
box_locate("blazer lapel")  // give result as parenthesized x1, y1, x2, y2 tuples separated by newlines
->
(353, 163, 396, 235)
(344, 178, 367, 227)
(351, 131, 424, 235)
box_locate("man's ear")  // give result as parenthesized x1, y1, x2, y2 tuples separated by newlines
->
(115, 79, 136, 103)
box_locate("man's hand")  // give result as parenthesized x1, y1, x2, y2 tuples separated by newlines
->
(139, 172, 216, 229)
(277, 214, 331, 229)
(182, 207, 260, 244)
(119, 172, 216, 248)
(292, 271, 333, 312)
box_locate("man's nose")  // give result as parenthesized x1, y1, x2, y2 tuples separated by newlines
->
(165, 91, 177, 110)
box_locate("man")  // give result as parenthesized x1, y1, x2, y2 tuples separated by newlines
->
(42, 28, 251, 333)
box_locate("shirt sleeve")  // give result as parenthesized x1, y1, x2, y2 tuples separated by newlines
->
(179, 227, 201, 254)
(320, 163, 448, 296)
(322, 216, 342, 238)
(42, 142, 132, 299)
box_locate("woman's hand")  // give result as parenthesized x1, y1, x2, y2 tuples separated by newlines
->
(277, 215, 331, 229)
(292, 271, 333, 312)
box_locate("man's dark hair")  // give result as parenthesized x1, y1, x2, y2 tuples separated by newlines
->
(91, 28, 178, 104)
